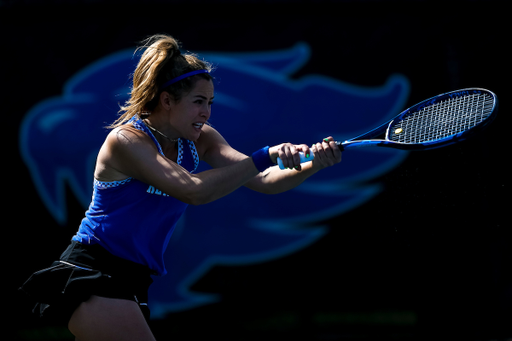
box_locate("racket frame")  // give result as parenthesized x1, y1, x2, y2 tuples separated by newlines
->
(338, 88, 498, 151)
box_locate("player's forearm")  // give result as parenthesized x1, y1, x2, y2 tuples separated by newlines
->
(185, 157, 260, 205)
(245, 161, 319, 194)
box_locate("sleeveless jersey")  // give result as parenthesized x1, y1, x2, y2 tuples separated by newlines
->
(72, 117, 199, 275)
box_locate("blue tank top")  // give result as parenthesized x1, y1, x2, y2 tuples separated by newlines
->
(72, 117, 199, 275)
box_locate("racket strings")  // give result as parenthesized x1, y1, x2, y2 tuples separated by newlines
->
(389, 93, 494, 144)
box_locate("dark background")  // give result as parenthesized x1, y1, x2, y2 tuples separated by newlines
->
(4, 0, 508, 340)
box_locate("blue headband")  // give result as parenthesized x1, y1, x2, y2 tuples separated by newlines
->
(160, 69, 209, 90)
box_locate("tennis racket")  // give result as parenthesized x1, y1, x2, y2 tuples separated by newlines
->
(277, 88, 498, 169)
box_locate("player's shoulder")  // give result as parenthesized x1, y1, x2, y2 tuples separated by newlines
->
(195, 124, 229, 159)
(199, 124, 222, 140)
(112, 123, 151, 141)
(196, 124, 224, 147)
(105, 123, 157, 155)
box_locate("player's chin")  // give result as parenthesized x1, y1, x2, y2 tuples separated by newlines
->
(186, 129, 202, 142)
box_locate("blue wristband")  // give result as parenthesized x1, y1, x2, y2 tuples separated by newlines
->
(251, 146, 274, 172)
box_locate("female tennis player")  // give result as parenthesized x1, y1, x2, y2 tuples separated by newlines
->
(21, 34, 341, 341)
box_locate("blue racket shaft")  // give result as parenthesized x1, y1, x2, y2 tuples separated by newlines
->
(277, 152, 315, 169)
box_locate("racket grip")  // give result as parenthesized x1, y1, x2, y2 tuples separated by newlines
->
(277, 151, 315, 170)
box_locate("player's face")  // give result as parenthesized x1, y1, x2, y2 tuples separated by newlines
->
(169, 79, 214, 142)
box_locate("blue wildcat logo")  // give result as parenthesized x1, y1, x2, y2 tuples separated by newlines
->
(19, 43, 409, 317)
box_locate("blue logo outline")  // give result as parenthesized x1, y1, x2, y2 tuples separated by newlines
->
(19, 43, 410, 317)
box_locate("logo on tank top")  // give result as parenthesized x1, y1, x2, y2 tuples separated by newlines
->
(147, 185, 170, 197)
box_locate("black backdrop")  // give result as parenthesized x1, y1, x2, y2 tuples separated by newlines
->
(4, 0, 509, 340)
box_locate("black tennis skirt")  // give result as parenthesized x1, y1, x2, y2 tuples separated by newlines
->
(19, 241, 155, 325)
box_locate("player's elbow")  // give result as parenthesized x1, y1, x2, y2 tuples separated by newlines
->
(178, 180, 214, 206)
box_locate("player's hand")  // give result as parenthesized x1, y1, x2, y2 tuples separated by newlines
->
(310, 136, 342, 170)
(269, 143, 311, 170)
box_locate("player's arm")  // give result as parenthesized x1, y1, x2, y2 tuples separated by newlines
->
(199, 125, 341, 194)
(99, 125, 260, 205)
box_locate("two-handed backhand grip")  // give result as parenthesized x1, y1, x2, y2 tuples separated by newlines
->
(276, 152, 315, 170)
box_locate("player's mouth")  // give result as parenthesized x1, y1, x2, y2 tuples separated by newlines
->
(192, 122, 204, 130)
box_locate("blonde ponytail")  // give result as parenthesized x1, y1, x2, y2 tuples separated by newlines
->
(110, 34, 212, 128)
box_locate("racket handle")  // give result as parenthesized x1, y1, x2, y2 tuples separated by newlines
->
(277, 151, 315, 170)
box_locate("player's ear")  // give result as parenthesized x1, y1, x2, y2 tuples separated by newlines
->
(159, 91, 176, 111)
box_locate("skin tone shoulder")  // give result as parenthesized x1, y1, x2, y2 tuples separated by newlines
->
(94, 78, 342, 204)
